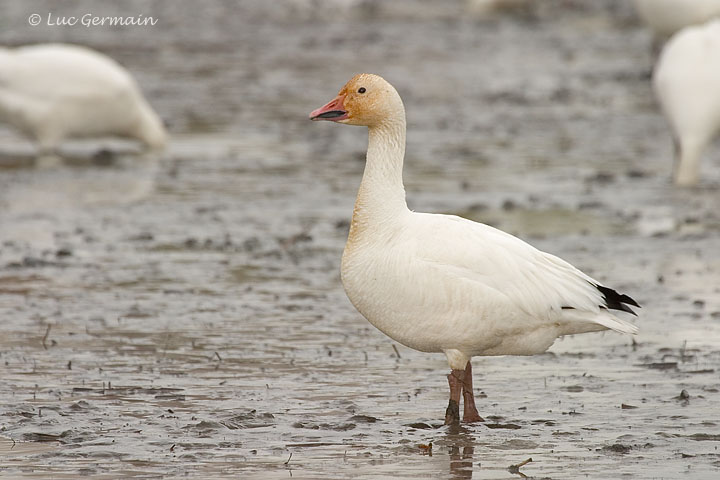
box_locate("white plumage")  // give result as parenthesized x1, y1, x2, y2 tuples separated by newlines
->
(0, 43, 166, 156)
(311, 73, 638, 424)
(653, 20, 720, 186)
(634, 0, 720, 39)
(343, 212, 637, 366)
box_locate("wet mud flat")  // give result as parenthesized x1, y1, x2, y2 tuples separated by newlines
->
(1, 0, 720, 478)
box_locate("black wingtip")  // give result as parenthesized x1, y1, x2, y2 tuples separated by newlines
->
(594, 284, 640, 316)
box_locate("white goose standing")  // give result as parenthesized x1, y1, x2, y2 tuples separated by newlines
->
(634, 0, 720, 40)
(310, 74, 639, 425)
(653, 20, 720, 186)
(0, 43, 167, 158)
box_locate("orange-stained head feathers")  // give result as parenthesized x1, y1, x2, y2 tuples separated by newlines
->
(309, 74, 404, 127)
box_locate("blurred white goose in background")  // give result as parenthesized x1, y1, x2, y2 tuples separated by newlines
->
(653, 20, 720, 186)
(634, 0, 720, 41)
(310, 74, 639, 425)
(0, 43, 167, 161)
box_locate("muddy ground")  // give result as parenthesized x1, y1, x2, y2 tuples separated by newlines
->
(0, 0, 719, 478)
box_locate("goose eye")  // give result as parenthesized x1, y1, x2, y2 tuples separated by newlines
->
(358, 87, 366, 94)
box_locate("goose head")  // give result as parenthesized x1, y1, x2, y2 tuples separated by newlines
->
(309, 73, 404, 127)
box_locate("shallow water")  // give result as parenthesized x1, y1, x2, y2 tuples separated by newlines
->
(1, 1, 720, 478)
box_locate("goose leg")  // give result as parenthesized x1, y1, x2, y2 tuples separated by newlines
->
(35, 147, 63, 168)
(34, 134, 63, 168)
(461, 361, 484, 423)
(444, 369, 464, 425)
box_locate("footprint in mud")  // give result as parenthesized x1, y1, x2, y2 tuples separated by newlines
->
(292, 415, 380, 432)
(221, 410, 276, 429)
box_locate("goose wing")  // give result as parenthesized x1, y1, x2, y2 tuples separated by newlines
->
(411, 213, 639, 333)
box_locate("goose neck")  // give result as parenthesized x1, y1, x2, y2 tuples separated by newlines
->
(355, 120, 408, 215)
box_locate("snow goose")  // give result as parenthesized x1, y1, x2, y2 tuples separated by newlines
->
(653, 20, 720, 186)
(634, 0, 720, 41)
(0, 43, 167, 159)
(310, 74, 639, 425)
